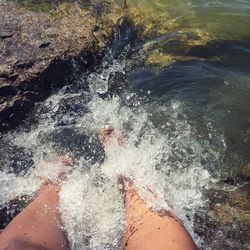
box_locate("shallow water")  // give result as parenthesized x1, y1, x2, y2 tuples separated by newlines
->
(1, 0, 250, 249)
(121, 0, 250, 39)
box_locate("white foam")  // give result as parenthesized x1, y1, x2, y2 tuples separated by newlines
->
(0, 92, 218, 249)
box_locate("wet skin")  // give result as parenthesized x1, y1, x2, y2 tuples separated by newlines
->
(0, 128, 197, 250)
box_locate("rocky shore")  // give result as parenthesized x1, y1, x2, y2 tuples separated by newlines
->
(0, 0, 120, 132)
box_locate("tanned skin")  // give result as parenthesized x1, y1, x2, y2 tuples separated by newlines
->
(0, 127, 197, 250)
(100, 126, 197, 250)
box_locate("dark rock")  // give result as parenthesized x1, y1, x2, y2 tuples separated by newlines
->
(39, 126, 105, 163)
(0, 94, 34, 131)
(108, 71, 128, 93)
(223, 177, 235, 185)
(23, 90, 39, 101)
(0, 195, 33, 229)
(0, 32, 13, 39)
(0, 140, 34, 175)
(38, 41, 51, 48)
(0, 84, 17, 97)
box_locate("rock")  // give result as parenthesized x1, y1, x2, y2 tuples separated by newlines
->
(195, 211, 250, 250)
(0, 140, 34, 175)
(0, 64, 14, 78)
(241, 162, 250, 180)
(228, 161, 250, 182)
(0, 195, 32, 229)
(0, 0, 121, 132)
(23, 91, 39, 101)
(195, 183, 250, 249)
(0, 94, 33, 131)
(205, 183, 250, 223)
(0, 84, 17, 96)
(0, 31, 13, 39)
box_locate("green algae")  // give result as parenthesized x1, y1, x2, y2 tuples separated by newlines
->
(207, 184, 250, 224)
(118, 0, 250, 67)
(123, 0, 250, 40)
(142, 30, 212, 66)
(118, 1, 210, 66)
(91, 1, 124, 48)
(241, 162, 250, 179)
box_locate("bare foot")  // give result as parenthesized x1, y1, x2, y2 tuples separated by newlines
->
(100, 124, 126, 147)
(100, 125, 131, 193)
(0, 156, 72, 250)
(100, 124, 114, 145)
(100, 126, 158, 198)
(48, 155, 73, 181)
(36, 155, 73, 187)
(48, 155, 73, 167)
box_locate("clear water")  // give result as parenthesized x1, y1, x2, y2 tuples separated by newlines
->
(1, 0, 250, 249)
(119, 0, 250, 39)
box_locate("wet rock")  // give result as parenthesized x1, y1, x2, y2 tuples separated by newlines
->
(195, 211, 250, 250)
(241, 162, 250, 180)
(109, 71, 127, 90)
(195, 183, 250, 249)
(225, 161, 250, 183)
(208, 183, 250, 221)
(40, 127, 105, 163)
(23, 90, 39, 101)
(222, 177, 235, 185)
(0, 138, 34, 175)
(0, 0, 121, 132)
(0, 84, 17, 97)
(0, 94, 34, 131)
(0, 195, 33, 229)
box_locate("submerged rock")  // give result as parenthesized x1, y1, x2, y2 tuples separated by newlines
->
(195, 183, 250, 249)
(0, 0, 121, 132)
(240, 162, 250, 181)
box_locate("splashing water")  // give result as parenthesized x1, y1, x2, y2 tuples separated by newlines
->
(0, 63, 219, 248)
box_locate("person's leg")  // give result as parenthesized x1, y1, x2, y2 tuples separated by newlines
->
(0, 157, 71, 250)
(122, 180, 197, 250)
(100, 126, 197, 250)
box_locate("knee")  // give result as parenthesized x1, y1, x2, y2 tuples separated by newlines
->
(1, 236, 48, 250)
